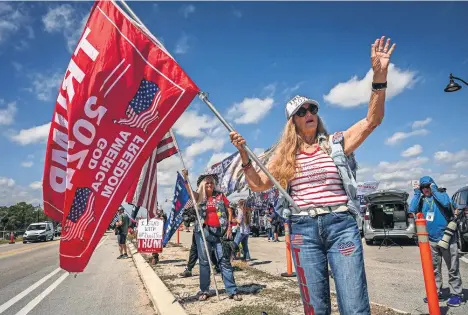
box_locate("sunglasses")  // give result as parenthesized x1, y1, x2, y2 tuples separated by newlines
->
(420, 184, 431, 190)
(295, 104, 318, 117)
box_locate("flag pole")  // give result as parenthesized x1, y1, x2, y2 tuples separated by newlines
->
(169, 129, 221, 301)
(198, 92, 301, 213)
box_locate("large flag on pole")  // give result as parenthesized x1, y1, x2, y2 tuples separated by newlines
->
(42, 0, 199, 272)
(204, 144, 277, 196)
(125, 131, 178, 218)
(162, 172, 190, 246)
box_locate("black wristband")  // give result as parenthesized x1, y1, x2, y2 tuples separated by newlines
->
(241, 159, 252, 168)
(372, 82, 387, 90)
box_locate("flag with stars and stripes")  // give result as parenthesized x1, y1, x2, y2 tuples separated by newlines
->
(62, 188, 96, 242)
(125, 131, 179, 218)
(114, 79, 161, 132)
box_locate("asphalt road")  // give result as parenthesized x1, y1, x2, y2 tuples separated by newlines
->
(176, 230, 468, 315)
(0, 233, 155, 315)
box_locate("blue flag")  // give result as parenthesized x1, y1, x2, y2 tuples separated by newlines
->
(162, 172, 190, 246)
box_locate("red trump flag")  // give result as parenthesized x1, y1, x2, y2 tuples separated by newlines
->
(42, 0, 199, 272)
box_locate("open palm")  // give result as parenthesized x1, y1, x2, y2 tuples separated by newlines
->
(371, 36, 396, 74)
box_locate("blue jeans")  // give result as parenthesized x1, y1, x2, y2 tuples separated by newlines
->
(289, 211, 370, 315)
(234, 232, 251, 260)
(266, 228, 273, 240)
(195, 231, 238, 296)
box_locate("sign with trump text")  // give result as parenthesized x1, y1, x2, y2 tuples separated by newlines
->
(137, 218, 164, 253)
(42, 0, 199, 272)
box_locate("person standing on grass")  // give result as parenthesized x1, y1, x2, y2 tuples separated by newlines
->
(234, 199, 252, 261)
(267, 205, 280, 242)
(181, 170, 242, 302)
(264, 207, 273, 241)
(230, 36, 396, 315)
(115, 206, 129, 259)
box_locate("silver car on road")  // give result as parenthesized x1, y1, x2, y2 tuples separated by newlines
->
(363, 189, 416, 245)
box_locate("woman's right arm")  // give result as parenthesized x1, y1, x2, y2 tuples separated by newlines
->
(229, 131, 274, 192)
(181, 169, 199, 201)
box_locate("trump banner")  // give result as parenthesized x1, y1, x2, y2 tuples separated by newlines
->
(42, 0, 199, 272)
(162, 172, 190, 246)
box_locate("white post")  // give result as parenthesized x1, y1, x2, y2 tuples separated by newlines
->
(170, 129, 221, 300)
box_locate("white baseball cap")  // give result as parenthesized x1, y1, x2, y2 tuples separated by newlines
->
(285, 95, 320, 120)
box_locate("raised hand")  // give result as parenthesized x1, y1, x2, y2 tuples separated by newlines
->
(229, 131, 246, 151)
(371, 36, 396, 81)
(181, 169, 189, 180)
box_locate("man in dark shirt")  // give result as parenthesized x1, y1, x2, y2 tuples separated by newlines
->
(115, 206, 130, 259)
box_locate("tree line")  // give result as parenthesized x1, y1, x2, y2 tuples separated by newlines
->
(0, 202, 56, 232)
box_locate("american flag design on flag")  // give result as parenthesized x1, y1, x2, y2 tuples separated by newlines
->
(114, 79, 161, 132)
(337, 241, 356, 256)
(62, 188, 96, 242)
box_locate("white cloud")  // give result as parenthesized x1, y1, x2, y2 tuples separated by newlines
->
(0, 179, 42, 206)
(21, 161, 33, 168)
(232, 9, 242, 18)
(0, 3, 29, 45)
(28, 71, 62, 101)
(206, 152, 232, 168)
(29, 181, 42, 190)
(385, 129, 429, 145)
(282, 82, 304, 99)
(228, 97, 274, 124)
(11, 61, 23, 71)
(253, 148, 265, 155)
(0, 101, 17, 126)
(0, 177, 15, 187)
(401, 144, 423, 158)
(173, 110, 219, 138)
(185, 136, 226, 157)
(323, 63, 418, 108)
(181, 4, 195, 18)
(434, 149, 468, 164)
(412, 117, 432, 130)
(174, 33, 189, 54)
(9, 122, 51, 145)
(42, 4, 89, 53)
(372, 157, 430, 183)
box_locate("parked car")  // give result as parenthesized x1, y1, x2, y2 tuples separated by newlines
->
(452, 186, 468, 252)
(23, 221, 55, 243)
(363, 189, 416, 245)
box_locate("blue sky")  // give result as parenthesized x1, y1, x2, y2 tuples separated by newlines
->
(0, 1, 467, 210)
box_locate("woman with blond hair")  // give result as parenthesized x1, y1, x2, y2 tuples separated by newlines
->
(181, 170, 242, 302)
(234, 199, 252, 261)
(229, 36, 396, 314)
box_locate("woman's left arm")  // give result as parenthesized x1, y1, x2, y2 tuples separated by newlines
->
(343, 36, 396, 156)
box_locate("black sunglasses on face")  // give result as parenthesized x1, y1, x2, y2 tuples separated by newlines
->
(420, 184, 430, 189)
(295, 104, 318, 117)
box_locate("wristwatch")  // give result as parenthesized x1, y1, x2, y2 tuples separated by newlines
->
(372, 82, 387, 91)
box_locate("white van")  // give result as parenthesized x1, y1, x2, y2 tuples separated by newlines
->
(23, 221, 55, 243)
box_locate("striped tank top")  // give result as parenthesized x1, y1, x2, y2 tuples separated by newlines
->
(290, 147, 348, 211)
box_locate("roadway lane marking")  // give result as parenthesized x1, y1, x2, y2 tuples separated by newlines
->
(461, 256, 468, 264)
(0, 242, 59, 259)
(14, 272, 69, 315)
(0, 235, 109, 315)
(0, 268, 61, 314)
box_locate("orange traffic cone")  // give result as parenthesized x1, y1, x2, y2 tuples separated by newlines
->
(9, 232, 15, 244)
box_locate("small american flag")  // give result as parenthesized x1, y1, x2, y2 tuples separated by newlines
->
(114, 79, 161, 132)
(337, 241, 355, 256)
(291, 234, 304, 246)
(62, 188, 95, 242)
(125, 132, 178, 218)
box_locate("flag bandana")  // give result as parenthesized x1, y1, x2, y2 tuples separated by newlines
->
(42, 0, 199, 272)
(162, 172, 190, 246)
